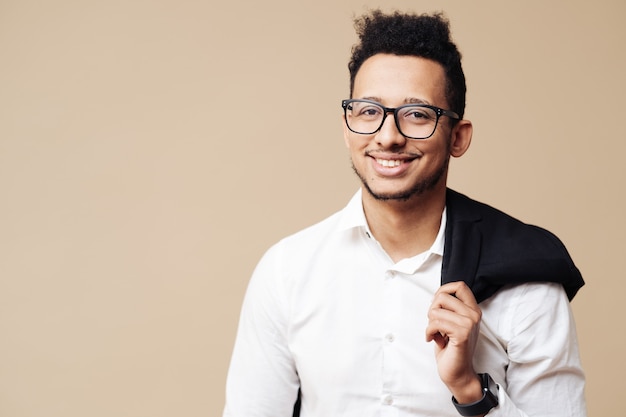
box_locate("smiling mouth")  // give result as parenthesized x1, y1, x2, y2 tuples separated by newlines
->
(375, 158, 403, 167)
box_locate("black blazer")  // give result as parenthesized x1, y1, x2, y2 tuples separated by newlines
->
(292, 189, 584, 416)
(442, 188, 584, 303)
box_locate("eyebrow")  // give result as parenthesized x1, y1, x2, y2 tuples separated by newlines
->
(360, 96, 432, 106)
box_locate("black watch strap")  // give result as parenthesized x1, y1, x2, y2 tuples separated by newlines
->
(452, 373, 499, 416)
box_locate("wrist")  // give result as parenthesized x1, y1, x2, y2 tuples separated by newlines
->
(452, 373, 499, 417)
(448, 373, 483, 404)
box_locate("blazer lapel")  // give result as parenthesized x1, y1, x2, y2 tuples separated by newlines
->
(441, 216, 481, 290)
(441, 188, 497, 302)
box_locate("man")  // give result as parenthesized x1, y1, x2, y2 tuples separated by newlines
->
(224, 10, 586, 417)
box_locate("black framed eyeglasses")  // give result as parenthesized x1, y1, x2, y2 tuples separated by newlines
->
(341, 99, 460, 140)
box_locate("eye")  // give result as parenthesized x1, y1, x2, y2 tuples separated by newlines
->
(357, 105, 383, 118)
(401, 106, 436, 123)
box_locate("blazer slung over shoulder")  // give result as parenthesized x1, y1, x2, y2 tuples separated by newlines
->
(442, 188, 585, 303)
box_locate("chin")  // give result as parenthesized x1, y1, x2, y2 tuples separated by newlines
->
(363, 183, 434, 202)
(352, 160, 449, 203)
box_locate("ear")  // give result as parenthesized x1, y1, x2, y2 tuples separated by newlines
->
(449, 119, 473, 158)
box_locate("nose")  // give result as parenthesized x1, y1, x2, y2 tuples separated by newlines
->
(376, 112, 407, 149)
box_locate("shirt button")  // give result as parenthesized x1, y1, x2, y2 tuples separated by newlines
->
(385, 271, 395, 279)
(383, 395, 393, 405)
(385, 333, 395, 343)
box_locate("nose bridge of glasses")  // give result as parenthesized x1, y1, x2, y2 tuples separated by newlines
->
(381, 106, 396, 125)
(378, 106, 405, 137)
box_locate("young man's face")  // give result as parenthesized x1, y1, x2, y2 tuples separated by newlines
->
(343, 53, 458, 202)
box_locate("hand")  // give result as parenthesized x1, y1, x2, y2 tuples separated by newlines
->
(425, 281, 483, 403)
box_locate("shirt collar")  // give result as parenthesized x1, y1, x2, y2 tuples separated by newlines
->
(337, 189, 369, 232)
(337, 188, 447, 258)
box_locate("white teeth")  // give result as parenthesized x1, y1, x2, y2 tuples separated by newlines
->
(376, 159, 402, 167)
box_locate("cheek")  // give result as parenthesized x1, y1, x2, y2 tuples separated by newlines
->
(417, 136, 452, 156)
(342, 120, 353, 149)
(344, 133, 369, 154)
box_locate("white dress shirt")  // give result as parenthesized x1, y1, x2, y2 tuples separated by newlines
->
(224, 190, 587, 417)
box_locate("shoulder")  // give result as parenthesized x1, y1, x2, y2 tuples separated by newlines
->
(446, 188, 568, 250)
(274, 209, 345, 254)
(445, 189, 584, 301)
(254, 208, 348, 279)
(244, 210, 344, 305)
(447, 188, 533, 226)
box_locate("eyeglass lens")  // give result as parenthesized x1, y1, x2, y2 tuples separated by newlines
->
(345, 101, 439, 139)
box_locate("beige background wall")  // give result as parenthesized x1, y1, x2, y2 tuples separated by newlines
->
(1, 0, 624, 416)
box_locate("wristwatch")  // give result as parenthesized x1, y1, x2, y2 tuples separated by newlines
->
(452, 373, 499, 416)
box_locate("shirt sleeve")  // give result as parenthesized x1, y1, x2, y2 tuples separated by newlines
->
(485, 283, 587, 417)
(223, 243, 300, 417)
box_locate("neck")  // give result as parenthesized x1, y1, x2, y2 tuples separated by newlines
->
(362, 185, 446, 263)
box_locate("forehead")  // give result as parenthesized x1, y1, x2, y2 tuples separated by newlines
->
(353, 54, 448, 106)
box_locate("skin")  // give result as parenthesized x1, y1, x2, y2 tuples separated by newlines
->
(344, 54, 486, 413)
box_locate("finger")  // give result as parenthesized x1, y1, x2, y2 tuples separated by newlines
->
(426, 330, 449, 349)
(431, 291, 465, 311)
(436, 281, 478, 306)
(426, 304, 481, 350)
(425, 321, 449, 346)
(430, 294, 479, 325)
(428, 307, 477, 335)
(429, 303, 482, 337)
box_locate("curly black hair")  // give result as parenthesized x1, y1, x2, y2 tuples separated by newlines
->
(348, 10, 466, 119)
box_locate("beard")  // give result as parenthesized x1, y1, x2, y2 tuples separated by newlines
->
(351, 154, 450, 202)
